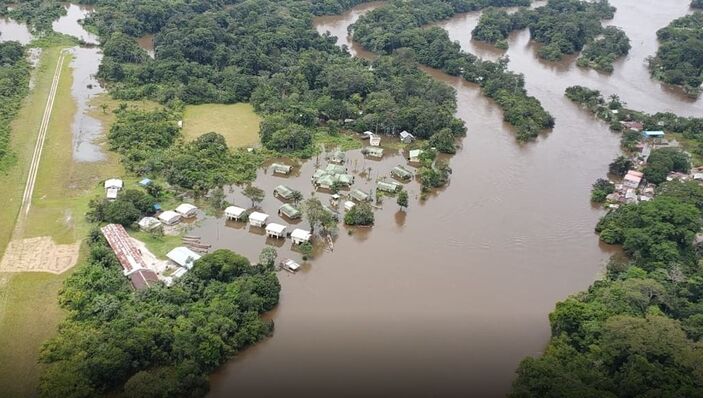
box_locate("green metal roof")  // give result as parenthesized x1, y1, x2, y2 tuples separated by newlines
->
(377, 180, 401, 192)
(391, 165, 413, 179)
(274, 185, 294, 198)
(279, 203, 301, 219)
(350, 189, 369, 202)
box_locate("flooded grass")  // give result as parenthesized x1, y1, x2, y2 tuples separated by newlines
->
(313, 130, 364, 152)
(182, 103, 261, 148)
(23, 53, 122, 243)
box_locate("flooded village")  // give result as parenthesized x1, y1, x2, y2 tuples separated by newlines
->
(0, 0, 702, 397)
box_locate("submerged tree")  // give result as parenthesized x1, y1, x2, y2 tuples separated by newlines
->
(242, 185, 265, 208)
(397, 190, 409, 211)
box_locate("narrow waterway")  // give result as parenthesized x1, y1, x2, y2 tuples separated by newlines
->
(203, 1, 700, 396)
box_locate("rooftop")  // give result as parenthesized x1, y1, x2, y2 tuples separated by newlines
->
(166, 246, 202, 269)
(266, 223, 287, 234)
(249, 211, 269, 222)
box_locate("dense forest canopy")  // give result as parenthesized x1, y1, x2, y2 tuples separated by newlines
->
(38, 231, 281, 397)
(0, 41, 30, 171)
(351, 0, 555, 141)
(649, 11, 703, 97)
(89, 0, 466, 159)
(576, 26, 630, 73)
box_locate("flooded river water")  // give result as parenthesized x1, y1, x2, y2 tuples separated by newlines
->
(208, 1, 701, 396)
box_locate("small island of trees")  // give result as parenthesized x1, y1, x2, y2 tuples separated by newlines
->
(648, 11, 703, 97)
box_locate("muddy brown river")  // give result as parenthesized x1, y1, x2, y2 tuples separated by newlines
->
(206, 1, 700, 397)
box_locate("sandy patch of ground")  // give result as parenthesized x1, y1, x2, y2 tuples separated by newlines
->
(0, 237, 79, 274)
(130, 237, 171, 276)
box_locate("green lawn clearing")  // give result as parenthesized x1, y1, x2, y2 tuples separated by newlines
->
(182, 103, 261, 148)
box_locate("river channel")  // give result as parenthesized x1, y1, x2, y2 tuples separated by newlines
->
(207, 1, 700, 396)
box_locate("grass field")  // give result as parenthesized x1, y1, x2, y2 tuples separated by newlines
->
(182, 103, 261, 148)
(0, 270, 70, 398)
(0, 48, 62, 254)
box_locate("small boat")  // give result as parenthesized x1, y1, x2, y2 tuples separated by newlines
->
(281, 258, 301, 273)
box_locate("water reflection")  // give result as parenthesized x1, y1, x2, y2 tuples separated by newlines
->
(52, 3, 99, 45)
(0, 17, 33, 44)
(69, 46, 105, 162)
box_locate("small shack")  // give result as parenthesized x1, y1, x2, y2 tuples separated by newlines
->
(249, 211, 269, 227)
(279, 203, 302, 219)
(344, 201, 356, 211)
(166, 246, 201, 269)
(138, 178, 152, 187)
(104, 178, 123, 190)
(391, 165, 413, 180)
(409, 149, 424, 163)
(377, 180, 402, 193)
(175, 203, 198, 218)
(350, 188, 370, 202)
(364, 146, 384, 158)
(281, 258, 301, 273)
(271, 163, 292, 175)
(106, 187, 119, 200)
(266, 223, 287, 238)
(291, 228, 312, 244)
(623, 170, 643, 189)
(330, 150, 345, 164)
(138, 217, 162, 232)
(158, 210, 181, 226)
(400, 131, 415, 144)
(274, 185, 295, 200)
(225, 206, 247, 221)
(315, 174, 336, 190)
(369, 134, 381, 147)
(325, 164, 347, 174)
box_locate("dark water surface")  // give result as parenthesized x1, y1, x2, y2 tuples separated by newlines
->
(196, 1, 698, 396)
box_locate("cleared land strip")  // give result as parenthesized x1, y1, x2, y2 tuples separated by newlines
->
(17, 49, 68, 225)
(0, 49, 79, 274)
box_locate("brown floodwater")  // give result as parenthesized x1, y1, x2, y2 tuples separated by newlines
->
(196, 1, 699, 397)
(136, 34, 155, 58)
(69, 46, 105, 162)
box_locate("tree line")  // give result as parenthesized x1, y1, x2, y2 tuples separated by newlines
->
(38, 230, 281, 397)
(351, 0, 555, 141)
(0, 41, 30, 171)
(648, 11, 703, 97)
